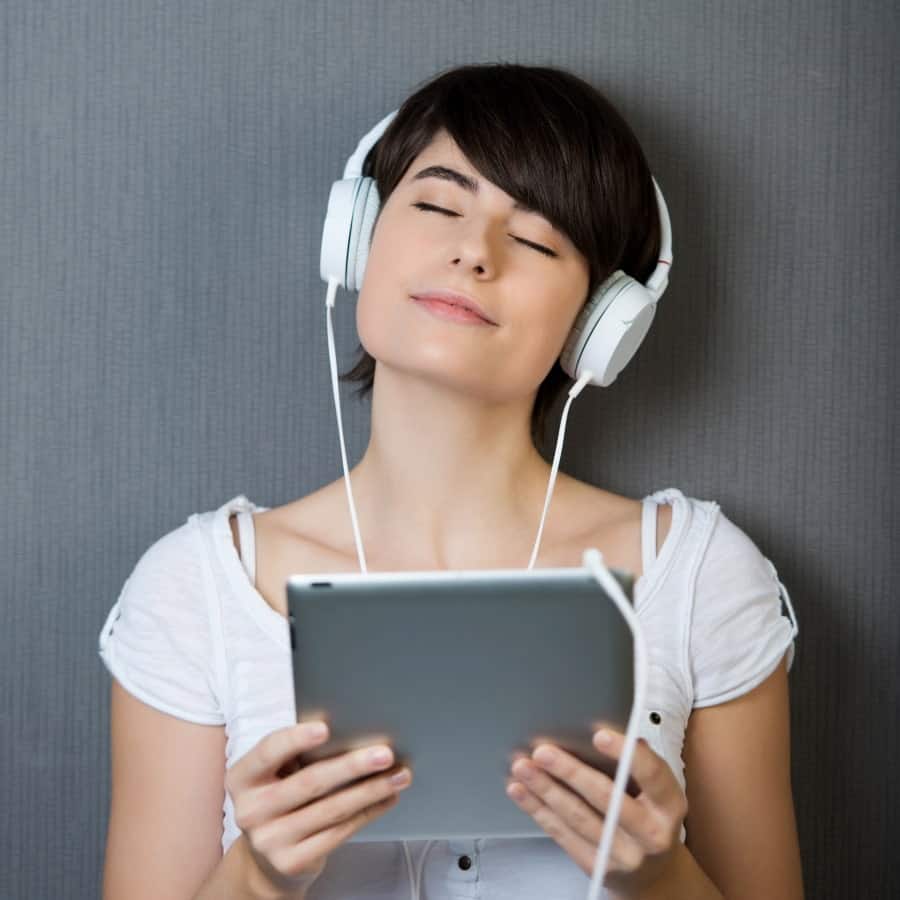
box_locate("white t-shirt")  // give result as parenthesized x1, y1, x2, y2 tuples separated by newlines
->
(97, 488, 798, 899)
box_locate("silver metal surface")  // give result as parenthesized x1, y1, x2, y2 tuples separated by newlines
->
(287, 565, 637, 841)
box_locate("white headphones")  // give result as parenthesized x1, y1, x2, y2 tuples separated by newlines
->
(320, 109, 673, 387)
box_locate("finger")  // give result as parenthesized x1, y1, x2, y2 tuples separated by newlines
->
(255, 765, 412, 850)
(234, 721, 331, 786)
(506, 778, 644, 876)
(510, 758, 602, 844)
(527, 743, 658, 843)
(257, 792, 401, 885)
(236, 742, 400, 828)
(592, 730, 683, 811)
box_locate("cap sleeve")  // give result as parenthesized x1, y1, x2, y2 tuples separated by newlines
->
(97, 519, 225, 725)
(689, 507, 799, 709)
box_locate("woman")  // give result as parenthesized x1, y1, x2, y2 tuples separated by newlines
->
(98, 63, 804, 899)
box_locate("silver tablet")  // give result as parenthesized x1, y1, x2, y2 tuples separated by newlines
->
(286, 563, 638, 842)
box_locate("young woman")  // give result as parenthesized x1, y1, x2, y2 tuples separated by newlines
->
(98, 64, 804, 900)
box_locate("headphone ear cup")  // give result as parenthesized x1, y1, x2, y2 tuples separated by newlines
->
(319, 175, 381, 290)
(320, 177, 358, 287)
(559, 269, 657, 387)
(346, 177, 380, 292)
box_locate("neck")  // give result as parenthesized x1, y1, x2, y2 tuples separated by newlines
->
(344, 364, 558, 570)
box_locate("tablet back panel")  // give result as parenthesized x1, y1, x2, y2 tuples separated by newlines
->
(287, 567, 635, 841)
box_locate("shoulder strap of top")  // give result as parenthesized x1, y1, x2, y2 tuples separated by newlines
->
(641, 488, 687, 578)
(641, 497, 658, 577)
(234, 510, 257, 586)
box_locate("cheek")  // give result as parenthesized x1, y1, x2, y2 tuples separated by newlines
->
(510, 330, 567, 392)
(505, 304, 578, 387)
(354, 226, 401, 353)
(355, 285, 388, 358)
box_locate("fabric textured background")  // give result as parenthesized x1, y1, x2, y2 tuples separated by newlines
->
(1, 1, 896, 897)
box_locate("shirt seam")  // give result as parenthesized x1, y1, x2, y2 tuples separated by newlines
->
(681, 499, 722, 707)
(103, 652, 226, 725)
(190, 512, 231, 724)
(691, 633, 794, 708)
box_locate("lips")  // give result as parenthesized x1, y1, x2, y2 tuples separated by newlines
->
(410, 290, 497, 325)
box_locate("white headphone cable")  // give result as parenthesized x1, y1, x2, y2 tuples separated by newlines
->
(325, 276, 368, 572)
(402, 839, 437, 899)
(582, 549, 649, 900)
(325, 277, 643, 900)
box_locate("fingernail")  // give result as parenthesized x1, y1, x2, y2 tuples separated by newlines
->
(390, 769, 411, 788)
(594, 729, 613, 746)
(533, 746, 558, 766)
(368, 746, 393, 765)
(305, 721, 328, 739)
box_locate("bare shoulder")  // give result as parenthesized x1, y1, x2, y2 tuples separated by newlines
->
(552, 476, 672, 577)
(227, 492, 338, 567)
(239, 483, 357, 617)
(254, 481, 347, 552)
(564, 476, 672, 539)
(557, 476, 642, 530)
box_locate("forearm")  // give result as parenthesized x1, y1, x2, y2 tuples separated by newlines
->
(610, 843, 724, 900)
(193, 833, 311, 900)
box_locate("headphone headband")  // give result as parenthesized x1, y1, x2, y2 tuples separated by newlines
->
(343, 110, 397, 180)
(321, 107, 674, 387)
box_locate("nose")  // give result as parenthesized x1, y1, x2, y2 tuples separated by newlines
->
(449, 223, 500, 276)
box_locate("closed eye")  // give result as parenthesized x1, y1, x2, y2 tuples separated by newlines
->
(411, 202, 558, 258)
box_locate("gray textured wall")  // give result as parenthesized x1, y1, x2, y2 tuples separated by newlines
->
(2, 1, 897, 897)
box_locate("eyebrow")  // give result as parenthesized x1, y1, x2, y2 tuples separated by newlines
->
(411, 164, 552, 224)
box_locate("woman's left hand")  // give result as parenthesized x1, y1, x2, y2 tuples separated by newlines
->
(506, 727, 688, 897)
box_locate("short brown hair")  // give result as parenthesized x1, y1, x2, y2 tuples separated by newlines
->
(339, 62, 661, 449)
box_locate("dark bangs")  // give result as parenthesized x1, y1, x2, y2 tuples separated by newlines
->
(339, 62, 661, 450)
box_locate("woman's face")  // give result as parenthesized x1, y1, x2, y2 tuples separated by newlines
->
(356, 128, 590, 404)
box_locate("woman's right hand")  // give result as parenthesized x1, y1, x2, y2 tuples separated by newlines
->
(226, 720, 412, 898)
